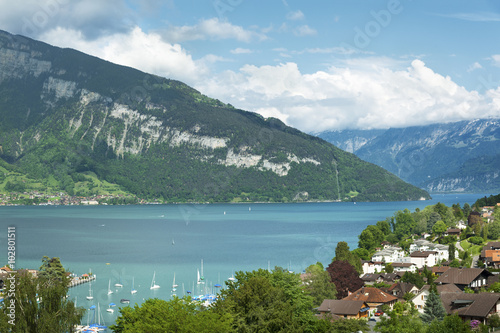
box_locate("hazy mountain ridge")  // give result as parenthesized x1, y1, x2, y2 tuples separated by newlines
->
(317, 119, 500, 193)
(0, 30, 430, 202)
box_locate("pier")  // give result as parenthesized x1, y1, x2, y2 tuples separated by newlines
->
(69, 274, 96, 288)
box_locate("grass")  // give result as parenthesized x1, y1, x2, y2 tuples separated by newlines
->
(460, 239, 483, 256)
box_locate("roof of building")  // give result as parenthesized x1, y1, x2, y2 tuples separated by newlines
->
(432, 266, 451, 275)
(434, 268, 493, 285)
(440, 292, 500, 318)
(410, 251, 438, 258)
(387, 282, 417, 295)
(317, 299, 369, 315)
(343, 286, 398, 304)
(391, 262, 415, 267)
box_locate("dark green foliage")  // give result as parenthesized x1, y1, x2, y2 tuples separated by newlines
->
(329, 318, 369, 332)
(421, 291, 446, 324)
(474, 193, 500, 209)
(111, 297, 232, 333)
(401, 271, 425, 289)
(333, 241, 362, 275)
(304, 263, 337, 307)
(468, 236, 484, 245)
(448, 243, 456, 261)
(0, 259, 84, 332)
(426, 314, 473, 333)
(213, 268, 315, 332)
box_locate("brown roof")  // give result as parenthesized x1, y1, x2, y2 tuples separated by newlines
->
(446, 228, 461, 233)
(440, 292, 500, 318)
(436, 283, 462, 294)
(410, 251, 438, 258)
(432, 266, 451, 275)
(391, 262, 414, 267)
(434, 268, 492, 285)
(387, 282, 417, 297)
(317, 299, 368, 316)
(343, 286, 398, 304)
(360, 273, 383, 282)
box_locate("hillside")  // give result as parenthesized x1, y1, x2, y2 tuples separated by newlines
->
(0, 30, 430, 203)
(318, 119, 500, 193)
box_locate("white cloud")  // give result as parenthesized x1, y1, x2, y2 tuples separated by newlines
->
(440, 12, 500, 22)
(293, 25, 317, 36)
(467, 62, 483, 72)
(492, 54, 500, 67)
(40, 26, 207, 85)
(286, 10, 304, 21)
(196, 59, 500, 132)
(230, 48, 253, 54)
(160, 18, 267, 43)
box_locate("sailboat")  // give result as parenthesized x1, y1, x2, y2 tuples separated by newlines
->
(131, 277, 137, 294)
(172, 273, 178, 291)
(114, 275, 123, 288)
(107, 279, 113, 295)
(86, 281, 93, 300)
(150, 271, 160, 289)
(200, 259, 205, 283)
(228, 272, 236, 282)
(106, 303, 116, 313)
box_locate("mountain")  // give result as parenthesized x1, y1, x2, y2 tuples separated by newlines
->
(317, 119, 500, 193)
(0, 30, 430, 203)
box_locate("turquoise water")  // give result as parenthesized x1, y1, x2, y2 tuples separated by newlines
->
(0, 193, 490, 324)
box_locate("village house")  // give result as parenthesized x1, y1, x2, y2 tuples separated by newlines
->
(342, 286, 398, 316)
(434, 267, 493, 291)
(445, 228, 461, 237)
(411, 284, 461, 313)
(385, 282, 419, 299)
(456, 220, 468, 230)
(440, 292, 500, 325)
(317, 299, 370, 320)
(371, 246, 405, 263)
(480, 242, 500, 268)
(390, 262, 417, 273)
(431, 266, 451, 276)
(361, 260, 384, 275)
(409, 239, 456, 262)
(409, 250, 438, 268)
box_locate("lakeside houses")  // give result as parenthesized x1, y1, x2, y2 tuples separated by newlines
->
(412, 283, 462, 313)
(360, 273, 403, 285)
(343, 286, 398, 316)
(361, 260, 384, 275)
(481, 242, 500, 268)
(385, 282, 419, 299)
(409, 250, 439, 268)
(440, 292, 500, 324)
(456, 219, 468, 230)
(317, 299, 370, 320)
(409, 239, 458, 262)
(371, 246, 405, 263)
(434, 267, 493, 291)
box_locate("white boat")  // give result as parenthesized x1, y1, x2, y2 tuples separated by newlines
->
(114, 275, 123, 288)
(150, 271, 160, 289)
(107, 279, 113, 295)
(228, 273, 236, 282)
(86, 281, 93, 300)
(106, 302, 116, 313)
(131, 277, 137, 294)
(172, 273, 178, 291)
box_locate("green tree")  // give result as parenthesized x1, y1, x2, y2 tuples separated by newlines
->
(394, 209, 417, 240)
(38, 256, 67, 281)
(330, 318, 369, 332)
(425, 314, 473, 333)
(448, 243, 456, 261)
(427, 212, 442, 233)
(304, 263, 337, 307)
(0, 262, 84, 332)
(432, 220, 447, 236)
(111, 297, 232, 332)
(421, 291, 446, 324)
(376, 219, 392, 236)
(358, 229, 376, 250)
(214, 268, 315, 332)
(463, 203, 472, 219)
(385, 263, 394, 273)
(333, 241, 362, 275)
(488, 221, 500, 240)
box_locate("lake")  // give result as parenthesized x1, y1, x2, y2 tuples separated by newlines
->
(0, 192, 491, 325)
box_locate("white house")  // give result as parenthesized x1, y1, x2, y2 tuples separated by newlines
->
(390, 262, 417, 273)
(371, 246, 405, 263)
(361, 261, 384, 275)
(409, 239, 458, 263)
(409, 251, 438, 268)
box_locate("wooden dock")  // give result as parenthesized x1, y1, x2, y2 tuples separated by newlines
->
(69, 274, 96, 288)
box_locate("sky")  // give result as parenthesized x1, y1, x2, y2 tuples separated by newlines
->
(1, 0, 500, 133)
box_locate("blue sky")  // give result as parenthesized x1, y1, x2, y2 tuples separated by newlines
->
(1, 0, 500, 132)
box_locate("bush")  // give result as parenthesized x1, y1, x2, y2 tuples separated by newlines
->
(468, 236, 484, 245)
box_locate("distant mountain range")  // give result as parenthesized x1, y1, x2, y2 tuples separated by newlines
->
(0, 30, 429, 203)
(317, 119, 500, 193)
